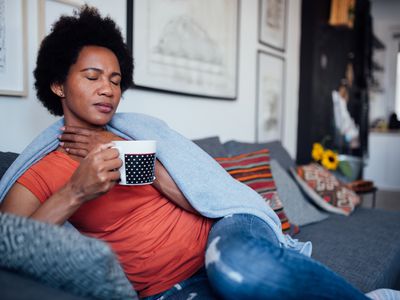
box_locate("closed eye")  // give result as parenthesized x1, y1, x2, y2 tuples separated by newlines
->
(86, 77, 98, 81)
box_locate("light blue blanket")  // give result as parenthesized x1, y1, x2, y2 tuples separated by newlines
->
(0, 113, 311, 255)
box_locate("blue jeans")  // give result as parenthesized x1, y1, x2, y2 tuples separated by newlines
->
(143, 214, 368, 300)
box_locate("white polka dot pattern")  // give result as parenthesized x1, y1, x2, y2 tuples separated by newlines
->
(124, 153, 156, 184)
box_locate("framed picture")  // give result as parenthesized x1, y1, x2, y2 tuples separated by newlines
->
(38, 0, 84, 43)
(128, 0, 239, 99)
(255, 50, 285, 142)
(0, 0, 28, 96)
(258, 0, 287, 51)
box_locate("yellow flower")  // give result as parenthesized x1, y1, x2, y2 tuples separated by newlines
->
(311, 143, 324, 162)
(321, 149, 339, 170)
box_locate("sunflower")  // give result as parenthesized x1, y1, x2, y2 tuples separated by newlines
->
(311, 143, 324, 162)
(321, 149, 339, 170)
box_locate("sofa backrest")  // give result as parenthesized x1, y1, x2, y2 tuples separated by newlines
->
(0, 152, 18, 180)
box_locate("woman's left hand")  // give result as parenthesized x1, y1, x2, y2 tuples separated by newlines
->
(59, 126, 123, 157)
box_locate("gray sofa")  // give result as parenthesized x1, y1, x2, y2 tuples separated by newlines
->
(0, 137, 399, 299)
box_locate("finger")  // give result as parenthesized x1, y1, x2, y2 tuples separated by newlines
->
(99, 148, 121, 162)
(108, 169, 121, 182)
(59, 133, 89, 143)
(95, 161, 121, 180)
(92, 142, 116, 154)
(65, 148, 88, 158)
(60, 141, 88, 150)
(61, 126, 91, 136)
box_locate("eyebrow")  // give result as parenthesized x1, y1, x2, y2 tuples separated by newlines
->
(80, 67, 121, 77)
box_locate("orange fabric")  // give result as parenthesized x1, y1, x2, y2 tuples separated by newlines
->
(17, 151, 213, 297)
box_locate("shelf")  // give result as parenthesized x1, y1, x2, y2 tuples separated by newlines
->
(373, 34, 385, 50)
(372, 61, 384, 72)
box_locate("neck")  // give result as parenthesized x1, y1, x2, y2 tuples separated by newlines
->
(63, 115, 108, 131)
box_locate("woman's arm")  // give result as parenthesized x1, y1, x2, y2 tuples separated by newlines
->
(0, 143, 122, 225)
(59, 126, 198, 214)
(152, 160, 197, 214)
(1, 182, 83, 225)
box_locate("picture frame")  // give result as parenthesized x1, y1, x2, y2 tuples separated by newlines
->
(38, 0, 84, 43)
(258, 0, 287, 51)
(255, 50, 285, 142)
(0, 0, 28, 96)
(128, 0, 239, 99)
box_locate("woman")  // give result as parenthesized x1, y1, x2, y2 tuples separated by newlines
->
(0, 6, 395, 300)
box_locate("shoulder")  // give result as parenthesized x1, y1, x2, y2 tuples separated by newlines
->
(20, 151, 76, 187)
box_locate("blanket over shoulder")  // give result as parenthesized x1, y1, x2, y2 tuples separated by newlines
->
(0, 113, 311, 255)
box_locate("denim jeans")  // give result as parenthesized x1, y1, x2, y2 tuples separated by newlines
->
(143, 214, 368, 300)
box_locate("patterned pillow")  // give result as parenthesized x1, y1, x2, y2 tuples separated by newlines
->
(0, 212, 137, 300)
(291, 163, 360, 216)
(215, 149, 299, 235)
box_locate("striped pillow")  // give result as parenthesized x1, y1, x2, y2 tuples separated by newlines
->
(215, 149, 299, 235)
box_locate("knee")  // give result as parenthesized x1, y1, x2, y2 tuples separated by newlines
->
(205, 235, 291, 300)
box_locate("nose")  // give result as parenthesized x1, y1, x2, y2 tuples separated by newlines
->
(98, 79, 113, 97)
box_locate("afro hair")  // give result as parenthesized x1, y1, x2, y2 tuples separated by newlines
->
(34, 5, 133, 116)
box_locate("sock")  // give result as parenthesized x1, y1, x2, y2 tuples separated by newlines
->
(366, 289, 400, 300)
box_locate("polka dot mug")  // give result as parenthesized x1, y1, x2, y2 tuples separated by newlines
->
(112, 140, 157, 185)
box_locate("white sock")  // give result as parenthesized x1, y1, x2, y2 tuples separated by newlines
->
(366, 289, 400, 300)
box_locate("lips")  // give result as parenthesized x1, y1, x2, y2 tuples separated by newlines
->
(94, 102, 114, 113)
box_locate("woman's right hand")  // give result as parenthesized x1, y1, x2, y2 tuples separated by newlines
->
(66, 142, 122, 204)
(1, 143, 122, 225)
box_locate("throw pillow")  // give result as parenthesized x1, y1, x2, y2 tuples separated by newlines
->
(223, 140, 296, 171)
(215, 149, 299, 235)
(291, 163, 360, 216)
(270, 159, 328, 226)
(0, 212, 137, 300)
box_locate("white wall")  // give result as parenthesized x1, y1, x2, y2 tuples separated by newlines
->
(370, 0, 400, 123)
(0, 0, 302, 158)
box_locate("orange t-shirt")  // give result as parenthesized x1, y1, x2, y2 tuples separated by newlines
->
(17, 151, 214, 297)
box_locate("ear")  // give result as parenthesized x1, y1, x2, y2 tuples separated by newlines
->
(50, 82, 65, 98)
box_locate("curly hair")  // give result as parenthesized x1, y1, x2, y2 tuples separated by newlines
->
(34, 5, 133, 116)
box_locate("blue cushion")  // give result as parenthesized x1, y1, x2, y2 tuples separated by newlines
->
(192, 136, 228, 158)
(0, 152, 18, 180)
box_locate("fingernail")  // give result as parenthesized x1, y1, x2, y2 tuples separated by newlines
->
(66, 148, 69, 152)
(60, 126, 65, 131)
(59, 142, 64, 146)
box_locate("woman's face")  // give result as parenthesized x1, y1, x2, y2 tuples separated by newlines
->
(54, 45, 122, 129)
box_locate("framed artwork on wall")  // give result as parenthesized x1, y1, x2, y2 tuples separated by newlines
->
(258, 0, 287, 51)
(0, 0, 28, 96)
(128, 0, 239, 99)
(255, 50, 285, 142)
(38, 0, 84, 43)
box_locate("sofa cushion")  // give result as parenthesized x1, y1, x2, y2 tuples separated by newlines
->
(0, 268, 89, 300)
(292, 164, 360, 216)
(215, 149, 299, 235)
(0, 151, 18, 180)
(192, 136, 228, 158)
(270, 159, 328, 226)
(296, 208, 400, 292)
(223, 140, 296, 171)
(0, 212, 137, 300)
